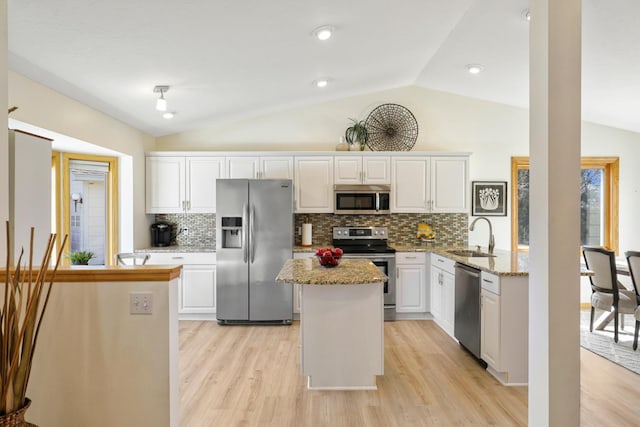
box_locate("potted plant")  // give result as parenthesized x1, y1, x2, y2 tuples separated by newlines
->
(66, 250, 94, 265)
(1, 222, 66, 424)
(344, 118, 369, 151)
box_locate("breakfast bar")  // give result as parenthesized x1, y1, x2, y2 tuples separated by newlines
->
(276, 258, 387, 390)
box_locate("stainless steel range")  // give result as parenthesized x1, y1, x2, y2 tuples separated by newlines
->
(332, 226, 396, 321)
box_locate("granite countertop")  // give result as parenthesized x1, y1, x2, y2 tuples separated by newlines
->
(276, 258, 388, 285)
(430, 247, 529, 277)
(135, 246, 216, 253)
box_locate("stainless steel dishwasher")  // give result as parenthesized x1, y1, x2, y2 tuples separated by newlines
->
(454, 263, 482, 360)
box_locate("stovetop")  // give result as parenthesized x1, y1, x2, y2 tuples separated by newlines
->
(332, 226, 396, 254)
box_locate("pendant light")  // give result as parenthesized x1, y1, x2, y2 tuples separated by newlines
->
(153, 85, 169, 111)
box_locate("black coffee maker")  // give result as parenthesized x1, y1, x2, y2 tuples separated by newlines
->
(150, 222, 172, 247)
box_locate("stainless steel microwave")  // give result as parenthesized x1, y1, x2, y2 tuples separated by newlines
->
(334, 184, 391, 214)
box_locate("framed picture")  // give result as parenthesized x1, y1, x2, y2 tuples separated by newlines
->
(471, 181, 507, 216)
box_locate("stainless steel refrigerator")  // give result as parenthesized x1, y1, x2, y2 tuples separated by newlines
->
(216, 179, 293, 324)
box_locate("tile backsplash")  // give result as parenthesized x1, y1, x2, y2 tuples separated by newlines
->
(155, 214, 216, 247)
(294, 213, 468, 246)
(155, 212, 468, 248)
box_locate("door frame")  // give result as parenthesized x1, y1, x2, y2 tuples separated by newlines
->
(60, 153, 119, 265)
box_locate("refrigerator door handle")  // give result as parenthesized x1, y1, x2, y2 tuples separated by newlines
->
(250, 205, 256, 263)
(242, 203, 249, 263)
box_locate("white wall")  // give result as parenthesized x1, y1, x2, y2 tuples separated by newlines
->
(156, 85, 640, 252)
(8, 71, 156, 249)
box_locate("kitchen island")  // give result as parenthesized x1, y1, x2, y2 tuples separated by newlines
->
(276, 258, 387, 390)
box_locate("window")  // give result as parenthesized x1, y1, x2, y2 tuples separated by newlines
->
(510, 157, 619, 253)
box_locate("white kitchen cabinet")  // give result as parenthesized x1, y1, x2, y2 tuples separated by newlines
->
(430, 156, 468, 213)
(146, 156, 185, 213)
(146, 252, 217, 320)
(181, 265, 217, 314)
(391, 156, 468, 213)
(479, 271, 529, 385)
(226, 156, 293, 179)
(187, 157, 226, 213)
(334, 156, 390, 185)
(391, 157, 429, 212)
(293, 252, 315, 314)
(481, 286, 501, 368)
(294, 156, 334, 213)
(395, 252, 427, 313)
(429, 267, 442, 320)
(146, 156, 225, 214)
(430, 253, 456, 339)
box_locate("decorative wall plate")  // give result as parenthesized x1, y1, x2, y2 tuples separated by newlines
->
(364, 103, 418, 151)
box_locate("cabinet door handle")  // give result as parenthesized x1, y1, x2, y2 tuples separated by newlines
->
(405, 256, 416, 259)
(187, 200, 191, 211)
(482, 278, 494, 284)
(396, 270, 399, 279)
(437, 259, 444, 263)
(171, 256, 184, 260)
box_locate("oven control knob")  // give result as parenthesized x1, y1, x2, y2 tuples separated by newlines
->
(380, 230, 385, 235)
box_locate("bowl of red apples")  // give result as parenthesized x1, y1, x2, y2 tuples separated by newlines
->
(315, 247, 344, 268)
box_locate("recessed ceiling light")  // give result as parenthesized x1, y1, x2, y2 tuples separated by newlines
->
(313, 25, 334, 41)
(163, 112, 175, 119)
(314, 78, 330, 88)
(522, 9, 531, 21)
(466, 64, 484, 75)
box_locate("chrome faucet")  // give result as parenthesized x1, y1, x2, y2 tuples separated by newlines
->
(470, 216, 495, 254)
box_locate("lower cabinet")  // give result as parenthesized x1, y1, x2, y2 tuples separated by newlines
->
(480, 286, 500, 367)
(430, 254, 456, 338)
(181, 265, 216, 315)
(146, 252, 217, 320)
(395, 252, 427, 313)
(479, 271, 529, 385)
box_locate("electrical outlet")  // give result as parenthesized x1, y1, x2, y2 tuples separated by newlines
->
(183, 227, 189, 236)
(130, 292, 153, 315)
(297, 226, 302, 235)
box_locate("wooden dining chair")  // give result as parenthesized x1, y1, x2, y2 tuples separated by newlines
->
(625, 250, 640, 350)
(582, 246, 637, 342)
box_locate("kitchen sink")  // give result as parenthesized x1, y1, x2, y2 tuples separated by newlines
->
(447, 249, 495, 258)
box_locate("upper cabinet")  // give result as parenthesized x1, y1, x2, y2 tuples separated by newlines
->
(294, 156, 334, 213)
(146, 156, 225, 214)
(390, 156, 430, 212)
(146, 152, 468, 215)
(187, 157, 226, 213)
(391, 155, 468, 213)
(334, 156, 390, 185)
(226, 156, 293, 180)
(430, 156, 468, 213)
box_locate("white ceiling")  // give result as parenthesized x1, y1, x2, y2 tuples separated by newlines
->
(8, 0, 640, 137)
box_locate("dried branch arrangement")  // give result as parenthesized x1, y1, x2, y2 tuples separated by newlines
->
(0, 222, 67, 415)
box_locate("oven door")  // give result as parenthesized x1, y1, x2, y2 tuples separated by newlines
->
(341, 253, 396, 321)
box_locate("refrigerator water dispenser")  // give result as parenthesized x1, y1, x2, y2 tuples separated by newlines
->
(221, 217, 243, 248)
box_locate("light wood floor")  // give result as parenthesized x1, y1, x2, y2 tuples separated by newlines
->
(179, 320, 640, 426)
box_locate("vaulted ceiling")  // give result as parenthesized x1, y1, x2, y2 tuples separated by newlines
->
(8, 0, 640, 137)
